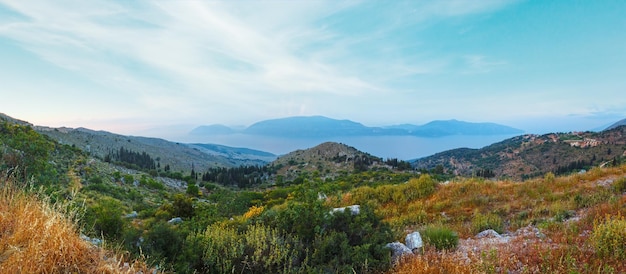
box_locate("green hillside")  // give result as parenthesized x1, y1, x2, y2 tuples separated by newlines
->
(2, 114, 626, 273)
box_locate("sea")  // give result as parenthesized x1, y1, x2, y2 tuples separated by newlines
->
(178, 134, 519, 160)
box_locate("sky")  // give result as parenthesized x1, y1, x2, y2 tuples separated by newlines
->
(1, 0, 625, 138)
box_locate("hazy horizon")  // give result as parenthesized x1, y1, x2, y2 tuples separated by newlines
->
(1, 1, 625, 137)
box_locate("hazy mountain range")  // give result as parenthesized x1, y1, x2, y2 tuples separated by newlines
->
(190, 116, 524, 138)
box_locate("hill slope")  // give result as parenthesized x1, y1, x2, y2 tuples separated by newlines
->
(270, 142, 383, 180)
(606, 118, 626, 130)
(36, 126, 272, 174)
(413, 126, 626, 180)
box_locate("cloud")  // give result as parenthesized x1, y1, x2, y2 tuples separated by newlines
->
(0, 0, 526, 128)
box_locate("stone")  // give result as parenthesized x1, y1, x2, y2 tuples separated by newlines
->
(385, 242, 413, 263)
(168, 217, 183, 224)
(476, 229, 502, 239)
(405, 231, 423, 251)
(124, 211, 138, 218)
(331, 205, 360, 215)
(80, 234, 102, 246)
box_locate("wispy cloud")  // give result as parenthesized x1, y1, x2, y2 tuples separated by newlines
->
(0, 0, 562, 129)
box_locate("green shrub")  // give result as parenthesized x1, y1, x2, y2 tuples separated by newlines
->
(612, 177, 626, 193)
(422, 225, 459, 250)
(472, 212, 504, 234)
(194, 223, 301, 274)
(84, 197, 126, 239)
(590, 215, 626, 259)
(544, 172, 556, 183)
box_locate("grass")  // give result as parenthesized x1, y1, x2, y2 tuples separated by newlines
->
(338, 165, 626, 273)
(0, 175, 152, 273)
(421, 225, 458, 250)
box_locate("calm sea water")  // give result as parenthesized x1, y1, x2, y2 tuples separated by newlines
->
(179, 134, 518, 160)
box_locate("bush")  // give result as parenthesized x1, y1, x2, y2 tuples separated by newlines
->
(472, 212, 503, 234)
(84, 197, 126, 239)
(194, 223, 301, 274)
(612, 177, 626, 193)
(422, 225, 459, 250)
(590, 214, 626, 259)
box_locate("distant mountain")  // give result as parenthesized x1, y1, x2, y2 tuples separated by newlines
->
(244, 116, 383, 137)
(412, 126, 626, 180)
(191, 116, 522, 138)
(605, 118, 626, 131)
(395, 119, 523, 137)
(190, 124, 237, 135)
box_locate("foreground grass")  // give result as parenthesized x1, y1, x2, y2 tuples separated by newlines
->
(328, 165, 626, 273)
(0, 176, 152, 273)
(377, 165, 626, 273)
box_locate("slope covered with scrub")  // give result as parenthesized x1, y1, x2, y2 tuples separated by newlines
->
(0, 176, 151, 273)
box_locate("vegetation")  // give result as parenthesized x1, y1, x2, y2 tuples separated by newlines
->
(104, 146, 157, 171)
(421, 225, 459, 250)
(0, 175, 151, 273)
(3, 117, 626, 273)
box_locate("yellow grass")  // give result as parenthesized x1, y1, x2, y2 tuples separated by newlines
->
(386, 165, 626, 273)
(0, 176, 152, 273)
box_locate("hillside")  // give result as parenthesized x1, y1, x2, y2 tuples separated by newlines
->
(2, 113, 626, 273)
(413, 126, 626, 180)
(0, 176, 152, 273)
(36, 126, 272, 174)
(270, 142, 384, 181)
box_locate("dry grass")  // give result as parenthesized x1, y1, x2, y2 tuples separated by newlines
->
(369, 165, 626, 273)
(0, 176, 153, 273)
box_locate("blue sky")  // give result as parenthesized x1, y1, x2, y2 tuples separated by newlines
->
(0, 0, 625, 136)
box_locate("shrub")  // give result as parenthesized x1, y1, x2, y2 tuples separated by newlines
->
(590, 214, 626, 259)
(195, 223, 301, 274)
(612, 177, 626, 193)
(422, 225, 459, 250)
(544, 172, 556, 183)
(84, 197, 126, 239)
(143, 222, 184, 262)
(472, 212, 503, 234)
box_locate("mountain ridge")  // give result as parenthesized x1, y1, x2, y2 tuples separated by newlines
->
(35, 125, 275, 174)
(190, 116, 523, 138)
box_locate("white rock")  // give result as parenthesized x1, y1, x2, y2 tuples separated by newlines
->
(385, 242, 413, 263)
(405, 231, 423, 251)
(476, 229, 502, 239)
(331, 205, 360, 215)
(168, 217, 183, 224)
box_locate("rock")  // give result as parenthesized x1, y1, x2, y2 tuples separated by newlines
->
(331, 205, 360, 215)
(124, 211, 138, 218)
(405, 231, 423, 251)
(80, 234, 102, 246)
(476, 229, 502, 239)
(168, 217, 183, 224)
(385, 242, 413, 263)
